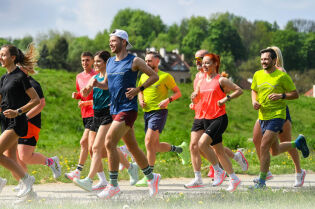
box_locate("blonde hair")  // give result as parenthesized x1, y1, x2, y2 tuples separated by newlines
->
(2, 43, 37, 74)
(268, 46, 284, 68)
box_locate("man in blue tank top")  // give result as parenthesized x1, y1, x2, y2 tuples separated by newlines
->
(93, 29, 160, 199)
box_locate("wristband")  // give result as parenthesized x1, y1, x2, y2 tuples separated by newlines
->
(139, 86, 145, 91)
(169, 97, 173, 103)
(226, 95, 231, 101)
(282, 93, 286, 99)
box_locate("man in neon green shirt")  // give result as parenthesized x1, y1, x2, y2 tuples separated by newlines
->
(251, 48, 309, 189)
(136, 51, 188, 186)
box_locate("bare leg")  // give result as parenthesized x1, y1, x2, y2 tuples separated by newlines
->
(190, 130, 204, 172)
(78, 129, 90, 165)
(224, 147, 235, 159)
(253, 120, 263, 160)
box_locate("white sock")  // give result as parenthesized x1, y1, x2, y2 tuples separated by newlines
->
(194, 171, 202, 181)
(233, 152, 239, 161)
(213, 164, 221, 172)
(97, 172, 107, 183)
(229, 173, 238, 180)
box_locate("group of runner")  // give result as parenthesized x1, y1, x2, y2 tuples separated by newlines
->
(0, 29, 310, 201)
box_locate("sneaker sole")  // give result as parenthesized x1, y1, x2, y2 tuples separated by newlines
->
(97, 189, 121, 199)
(64, 173, 74, 181)
(227, 180, 241, 192)
(73, 179, 92, 192)
(237, 151, 249, 171)
(92, 186, 107, 191)
(150, 174, 161, 196)
(184, 184, 205, 189)
(294, 170, 306, 187)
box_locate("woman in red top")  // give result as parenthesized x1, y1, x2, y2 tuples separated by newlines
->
(196, 53, 243, 192)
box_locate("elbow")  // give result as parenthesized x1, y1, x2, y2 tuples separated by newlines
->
(238, 88, 243, 96)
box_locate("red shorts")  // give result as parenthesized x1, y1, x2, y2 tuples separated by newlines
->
(112, 111, 138, 128)
(21, 122, 40, 141)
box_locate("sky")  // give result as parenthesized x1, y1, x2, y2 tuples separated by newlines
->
(1, 0, 314, 39)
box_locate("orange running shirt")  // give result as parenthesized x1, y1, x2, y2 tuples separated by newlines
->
(199, 74, 226, 119)
(193, 72, 205, 119)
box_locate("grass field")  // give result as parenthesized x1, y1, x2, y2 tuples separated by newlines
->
(0, 67, 314, 184)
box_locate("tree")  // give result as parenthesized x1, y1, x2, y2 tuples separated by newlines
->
(13, 36, 33, 51)
(50, 37, 69, 70)
(110, 8, 165, 49)
(285, 19, 315, 33)
(38, 44, 51, 68)
(272, 30, 304, 71)
(302, 32, 315, 69)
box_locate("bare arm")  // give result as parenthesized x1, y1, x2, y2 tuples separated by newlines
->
(81, 76, 96, 97)
(93, 73, 108, 90)
(26, 98, 45, 119)
(217, 77, 243, 106)
(138, 91, 146, 108)
(125, 57, 159, 100)
(251, 90, 261, 110)
(3, 87, 40, 118)
(159, 86, 181, 108)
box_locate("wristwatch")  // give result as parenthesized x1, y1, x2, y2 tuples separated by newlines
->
(17, 108, 23, 116)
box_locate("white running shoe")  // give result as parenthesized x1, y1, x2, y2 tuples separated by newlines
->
(235, 150, 249, 171)
(128, 163, 139, 185)
(148, 173, 161, 197)
(49, 156, 61, 179)
(184, 179, 204, 189)
(226, 178, 241, 192)
(0, 178, 7, 193)
(14, 189, 37, 205)
(213, 170, 227, 186)
(92, 181, 108, 191)
(97, 184, 121, 199)
(294, 169, 306, 187)
(13, 181, 22, 192)
(73, 177, 93, 192)
(17, 175, 35, 198)
(65, 170, 80, 181)
(253, 171, 273, 183)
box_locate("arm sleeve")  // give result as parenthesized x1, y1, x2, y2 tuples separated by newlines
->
(75, 78, 82, 100)
(282, 74, 296, 92)
(251, 73, 258, 91)
(165, 74, 177, 90)
(21, 75, 32, 91)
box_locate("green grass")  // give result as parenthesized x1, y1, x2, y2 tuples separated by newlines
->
(0, 67, 314, 184)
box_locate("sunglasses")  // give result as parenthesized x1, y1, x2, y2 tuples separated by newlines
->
(195, 57, 203, 62)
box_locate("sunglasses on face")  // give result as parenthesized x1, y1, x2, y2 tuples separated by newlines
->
(195, 57, 203, 62)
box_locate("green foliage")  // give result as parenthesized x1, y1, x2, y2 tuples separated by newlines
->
(12, 35, 33, 50)
(0, 38, 10, 46)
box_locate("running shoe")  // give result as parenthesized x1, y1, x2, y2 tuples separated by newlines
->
(97, 184, 121, 199)
(253, 171, 273, 183)
(148, 173, 161, 197)
(127, 163, 139, 186)
(0, 178, 7, 193)
(212, 170, 226, 186)
(250, 181, 266, 190)
(184, 179, 205, 189)
(17, 175, 35, 198)
(235, 150, 249, 171)
(73, 177, 93, 192)
(226, 178, 241, 192)
(92, 181, 108, 191)
(294, 169, 306, 187)
(14, 189, 37, 204)
(49, 156, 61, 179)
(207, 165, 214, 178)
(295, 134, 309, 158)
(13, 181, 22, 192)
(65, 169, 80, 181)
(177, 141, 190, 165)
(135, 176, 148, 187)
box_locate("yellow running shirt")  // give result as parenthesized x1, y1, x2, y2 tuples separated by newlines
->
(251, 69, 296, 120)
(138, 70, 177, 112)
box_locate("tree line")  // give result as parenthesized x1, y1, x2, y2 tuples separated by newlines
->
(1, 9, 314, 92)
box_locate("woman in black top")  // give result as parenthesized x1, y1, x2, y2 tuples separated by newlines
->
(0, 44, 40, 198)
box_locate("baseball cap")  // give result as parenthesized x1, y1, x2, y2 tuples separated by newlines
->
(110, 29, 133, 49)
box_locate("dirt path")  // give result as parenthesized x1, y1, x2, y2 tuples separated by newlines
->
(1, 174, 314, 206)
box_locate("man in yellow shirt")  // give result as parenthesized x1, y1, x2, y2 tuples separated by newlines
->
(136, 51, 188, 186)
(251, 48, 309, 189)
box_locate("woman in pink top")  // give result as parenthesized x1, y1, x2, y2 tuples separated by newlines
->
(196, 53, 243, 192)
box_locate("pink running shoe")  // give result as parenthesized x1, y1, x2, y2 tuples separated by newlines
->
(212, 170, 227, 186)
(97, 184, 121, 199)
(226, 178, 241, 192)
(148, 173, 161, 196)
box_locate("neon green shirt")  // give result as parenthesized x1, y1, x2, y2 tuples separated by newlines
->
(138, 70, 177, 112)
(251, 69, 296, 120)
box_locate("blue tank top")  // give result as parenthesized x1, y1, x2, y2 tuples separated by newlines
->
(92, 74, 110, 110)
(106, 54, 138, 114)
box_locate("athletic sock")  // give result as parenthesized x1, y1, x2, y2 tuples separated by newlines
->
(194, 171, 202, 181)
(212, 164, 221, 172)
(259, 172, 267, 183)
(97, 172, 107, 183)
(109, 171, 118, 187)
(291, 141, 297, 148)
(22, 173, 29, 181)
(77, 164, 84, 171)
(46, 158, 54, 166)
(142, 166, 154, 180)
(170, 145, 183, 153)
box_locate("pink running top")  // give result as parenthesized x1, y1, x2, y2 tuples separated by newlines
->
(193, 72, 205, 119)
(75, 70, 98, 118)
(198, 74, 226, 119)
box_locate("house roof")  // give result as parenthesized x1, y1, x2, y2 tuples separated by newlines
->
(304, 88, 314, 97)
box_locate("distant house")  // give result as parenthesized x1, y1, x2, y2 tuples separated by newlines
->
(128, 48, 191, 83)
(304, 85, 315, 97)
